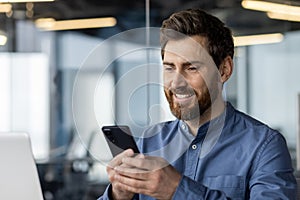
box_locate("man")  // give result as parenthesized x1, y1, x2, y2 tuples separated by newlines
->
(98, 9, 297, 199)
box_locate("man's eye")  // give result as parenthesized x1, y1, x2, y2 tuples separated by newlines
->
(164, 66, 174, 71)
(187, 66, 198, 71)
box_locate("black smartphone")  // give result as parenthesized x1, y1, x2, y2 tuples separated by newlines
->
(102, 125, 140, 157)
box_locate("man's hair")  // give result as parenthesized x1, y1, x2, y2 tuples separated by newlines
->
(160, 8, 234, 68)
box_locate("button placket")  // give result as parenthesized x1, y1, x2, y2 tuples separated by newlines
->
(186, 142, 201, 177)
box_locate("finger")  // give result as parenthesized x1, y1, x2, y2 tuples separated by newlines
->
(115, 165, 148, 174)
(122, 153, 145, 168)
(120, 156, 148, 170)
(108, 149, 135, 168)
(114, 173, 148, 192)
(107, 149, 135, 180)
(107, 163, 139, 182)
(114, 165, 149, 180)
(134, 153, 145, 159)
(107, 166, 117, 182)
(119, 162, 137, 168)
(122, 156, 168, 171)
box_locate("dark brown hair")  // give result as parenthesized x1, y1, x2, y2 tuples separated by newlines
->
(160, 8, 234, 68)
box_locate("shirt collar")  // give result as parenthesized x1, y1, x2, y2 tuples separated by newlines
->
(183, 102, 234, 141)
(177, 102, 235, 140)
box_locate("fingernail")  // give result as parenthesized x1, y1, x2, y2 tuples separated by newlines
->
(114, 174, 119, 180)
(139, 154, 145, 159)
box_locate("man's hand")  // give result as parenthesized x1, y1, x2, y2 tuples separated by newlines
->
(113, 152, 182, 200)
(106, 149, 136, 200)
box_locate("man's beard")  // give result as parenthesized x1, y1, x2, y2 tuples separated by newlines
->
(164, 85, 217, 121)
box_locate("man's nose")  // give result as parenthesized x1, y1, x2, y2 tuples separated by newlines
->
(171, 72, 187, 89)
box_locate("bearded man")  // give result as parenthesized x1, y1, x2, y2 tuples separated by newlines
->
(98, 8, 296, 200)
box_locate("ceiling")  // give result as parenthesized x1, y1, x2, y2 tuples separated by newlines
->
(1, 0, 300, 39)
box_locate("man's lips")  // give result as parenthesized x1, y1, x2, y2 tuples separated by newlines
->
(175, 93, 193, 98)
(173, 93, 195, 103)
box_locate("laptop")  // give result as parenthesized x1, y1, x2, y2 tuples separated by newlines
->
(0, 132, 44, 200)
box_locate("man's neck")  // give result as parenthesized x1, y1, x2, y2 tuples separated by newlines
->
(185, 99, 226, 136)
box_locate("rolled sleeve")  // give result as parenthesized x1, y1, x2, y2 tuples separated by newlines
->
(249, 132, 297, 199)
(97, 184, 112, 200)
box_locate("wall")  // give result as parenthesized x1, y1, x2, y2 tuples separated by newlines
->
(0, 53, 50, 159)
(248, 30, 300, 147)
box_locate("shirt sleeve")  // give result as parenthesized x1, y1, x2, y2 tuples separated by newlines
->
(172, 131, 297, 200)
(97, 184, 140, 200)
(249, 132, 297, 199)
(173, 176, 230, 199)
(97, 184, 112, 200)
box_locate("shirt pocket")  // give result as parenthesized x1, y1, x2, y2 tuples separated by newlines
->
(202, 175, 245, 199)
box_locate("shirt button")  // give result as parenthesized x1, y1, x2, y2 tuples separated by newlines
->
(192, 144, 197, 150)
(181, 124, 186, 130)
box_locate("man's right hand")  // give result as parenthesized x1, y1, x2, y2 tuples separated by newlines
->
(106, 149, 136, 200)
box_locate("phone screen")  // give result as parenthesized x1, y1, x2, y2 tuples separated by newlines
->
(102, 125, 140, 157)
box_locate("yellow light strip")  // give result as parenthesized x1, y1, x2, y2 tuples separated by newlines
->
(35, 17, 117, 31)
(0, 0, 54, 2)
(0, 4, 12, 13)
(0, 34, 7, 46)
(267, 12, 300, 22)
(35, 18, 55, 29)
(242, 0, 300, 16)
(233, 33, 284, 46)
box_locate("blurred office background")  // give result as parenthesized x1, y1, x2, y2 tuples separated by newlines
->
(1, 0, 300, 199)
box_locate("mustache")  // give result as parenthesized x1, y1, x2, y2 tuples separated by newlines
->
(165, 86, 196, 96)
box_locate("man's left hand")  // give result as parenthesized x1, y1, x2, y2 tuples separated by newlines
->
(113, 154, 182, 200)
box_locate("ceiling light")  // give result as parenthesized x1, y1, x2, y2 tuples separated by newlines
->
(35, 18, 55, 29)
(0, 4, 12, 13)
(241, 0, 300, 16)
(233, 33, 284, 46)
(0, 34, 7, 46)
(35, 17, 117, 31)
(0, 0, 54, 2)
(267, 12, 300, 22)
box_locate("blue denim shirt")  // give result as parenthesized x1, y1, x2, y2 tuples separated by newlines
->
(98, 103, 297, 199)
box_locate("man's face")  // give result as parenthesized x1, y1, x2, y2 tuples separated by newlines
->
(163, 35, 221, 121)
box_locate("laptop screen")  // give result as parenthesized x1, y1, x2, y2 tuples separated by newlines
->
(0, 132, 44, 200)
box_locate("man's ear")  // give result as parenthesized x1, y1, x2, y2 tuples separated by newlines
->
(219, 56, 233, 83)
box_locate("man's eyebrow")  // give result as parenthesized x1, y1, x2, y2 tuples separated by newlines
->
(163, 61, 204, 65)
(162, 62, 174, 66)
(186, 61, 204, 65)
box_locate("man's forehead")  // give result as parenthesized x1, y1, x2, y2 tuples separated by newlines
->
(164, 35, 207, 49)
(163, 36, 215, 66)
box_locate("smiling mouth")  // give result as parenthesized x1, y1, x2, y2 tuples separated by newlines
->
(173, 92, 195, 104)
(175, 93, 194, 99)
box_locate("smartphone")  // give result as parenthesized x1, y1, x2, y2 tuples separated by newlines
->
(102, 125, 140, 157)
